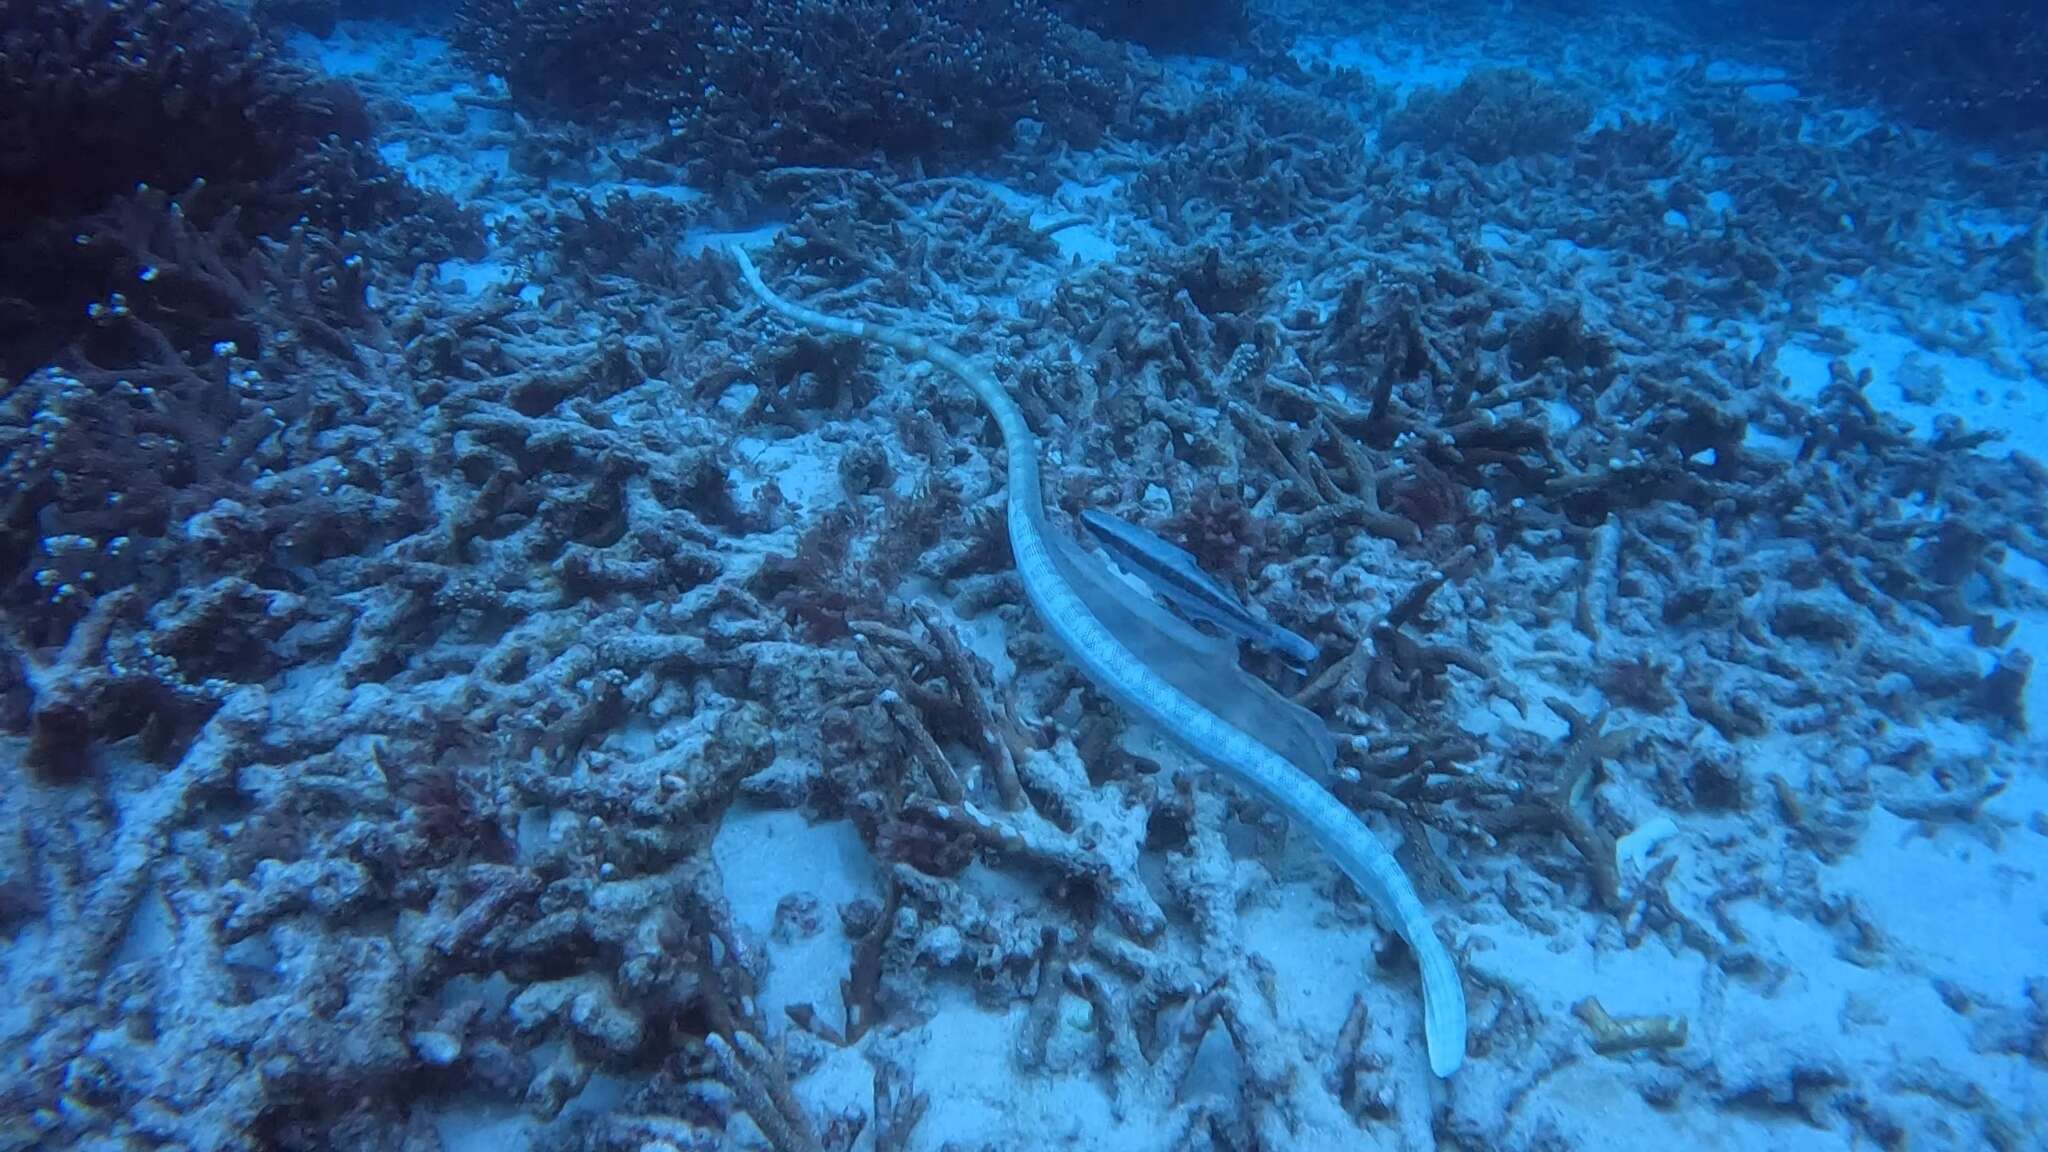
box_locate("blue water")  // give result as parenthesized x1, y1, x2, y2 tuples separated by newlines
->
(2, 2, 2043, 1149)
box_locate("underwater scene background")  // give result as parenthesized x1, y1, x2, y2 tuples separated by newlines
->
(2, 1, 2044, 1149)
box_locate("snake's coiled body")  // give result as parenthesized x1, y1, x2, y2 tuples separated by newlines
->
(733, 248, 1466, 1077)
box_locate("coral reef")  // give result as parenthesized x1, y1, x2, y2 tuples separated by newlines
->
(0, 0, 475, 376)
(0, 187, 440, 769)
(0, 0, 479, 790)
(2, 3, 2045, 1151)
(0, 0, 367, 227)
(451, 0, 1135, 174)
(1382, 68, 1594, 165)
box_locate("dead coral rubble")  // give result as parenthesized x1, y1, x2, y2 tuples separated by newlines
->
(3, 2, 2046, 1148)
(0, 191, 435, 777)
(1382, 68, 1595, 165)
(703, 50, 2048, 1140)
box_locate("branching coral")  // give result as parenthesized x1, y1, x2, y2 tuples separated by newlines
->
(0, 183, 441, 767)
(0, 0, 367, 228)
(0, 0, 469, 379)
(453, 0, 1134, 173)
(1383, 68, 1593, 165)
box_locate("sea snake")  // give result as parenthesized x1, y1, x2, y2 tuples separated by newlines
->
(731, 247, 1467, 1077)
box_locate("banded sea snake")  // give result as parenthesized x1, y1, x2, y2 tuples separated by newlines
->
(731, 247, 1467, 1077)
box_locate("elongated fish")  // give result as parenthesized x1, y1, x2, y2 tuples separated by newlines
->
(1080, 508, 1320, 667)
(731, 248, 1465, 1078)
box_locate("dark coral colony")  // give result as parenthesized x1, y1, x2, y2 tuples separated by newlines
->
(2, 1, 2045, 1150)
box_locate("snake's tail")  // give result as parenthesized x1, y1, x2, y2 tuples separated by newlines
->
(1311, 785, 1467, 1078)
(1417, 931, 1467, 1077)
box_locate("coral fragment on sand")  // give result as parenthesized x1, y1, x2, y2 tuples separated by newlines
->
(1573, 997, 1689, 1056)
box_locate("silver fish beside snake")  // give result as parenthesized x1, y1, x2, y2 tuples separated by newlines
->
(1080, 507, 1321, 667)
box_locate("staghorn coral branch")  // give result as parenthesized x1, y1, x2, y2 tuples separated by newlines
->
(867, 1052, 930, 1152)
(706, 1031, 824, 1152)
(1572, 997, 1688, 1056)
(911, 600, 1028, 810)
(903, 794, 1165, 940)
